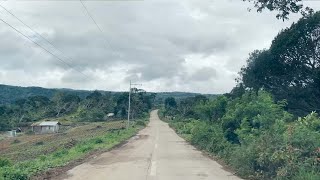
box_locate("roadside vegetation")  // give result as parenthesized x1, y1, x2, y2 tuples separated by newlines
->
(160, 11, 320, 180)
(0, 87, 153, 179)
(0, 119, 148, 180)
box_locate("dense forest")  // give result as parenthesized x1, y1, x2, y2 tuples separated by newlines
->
(0, 88, 156, 131)
(0, 84, 216, 105)
(0, 84, 216, 131)
(161, 12, 320, 179)
(0, 84, 93, 104)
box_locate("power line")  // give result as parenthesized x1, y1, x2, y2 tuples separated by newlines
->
(0, 4, 58, 52)
(0, 17, 92, 80)
(0, 4, 95, 81)
(79, 0, 110, 49)
(80, 0, 104, 35)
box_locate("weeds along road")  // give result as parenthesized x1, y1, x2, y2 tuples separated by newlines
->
(59, 110, 241, 180)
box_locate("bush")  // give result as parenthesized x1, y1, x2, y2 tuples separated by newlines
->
(53, 149, 69, 158)
(0, 158, 11, 168)
(292, 169, 320, 180)
(135, 120, 146, 127)
(167, 90, 320, 179)
(2, 167, 28, 180)
(94, 138, 103, 144)
(77, 145, 93, 153)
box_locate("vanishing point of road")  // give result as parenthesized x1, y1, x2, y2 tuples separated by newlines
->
(60, 110, 241, 180)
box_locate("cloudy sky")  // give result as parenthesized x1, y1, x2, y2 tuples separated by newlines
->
(0, 0, 319, 94)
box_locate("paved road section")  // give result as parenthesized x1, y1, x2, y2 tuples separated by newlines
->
(61, 110, 241, 180)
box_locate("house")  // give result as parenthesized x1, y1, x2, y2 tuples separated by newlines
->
(31, 121, 61, 134)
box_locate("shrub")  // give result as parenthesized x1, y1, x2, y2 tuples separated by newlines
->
(53, 149, 69, 158)
(77, 145, 93, 153)
(167, 90, 320, 179)
(0, 158, 11, 168)
(94, 138, 103, 144)
(135, 120, 146, 127)
(39, 155, 46, 161)
(2, 167, 28, 180)
(292, 169, 320, 180)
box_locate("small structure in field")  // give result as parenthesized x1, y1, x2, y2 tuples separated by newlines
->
(31, 121, 61, 134)
(7, 130, 17, 137)
(107, 113, 115, 117)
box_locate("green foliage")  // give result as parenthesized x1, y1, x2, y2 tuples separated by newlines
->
(135, 120, 146, 126)
(194, 96, 227, 121)
(0, 86, 154, 130)
(0, 121, 144, 180)
(2, 168, 28, 180)
(242, 0, 313, 20)
(154, 92, 216, 106)
(238, 12, 320, 117)
(78, 108, 105, 121)
(163, 97, 178, 116)
(0, 84, 91, 104)
(166, 90, 320, 179)
(292, 169, 320, 180)
(94, 138, 103, 144)
(0, 159, 11, 168)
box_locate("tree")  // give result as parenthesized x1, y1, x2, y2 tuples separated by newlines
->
(164, 97, 177, 109)
(52, 92, 80, 117)
(164, 97, 177, 116)
(239, 12, 320, 116)
(242, 0, 314, 20)
(177, 95, 208, 118)
(86, 90, 103, 101)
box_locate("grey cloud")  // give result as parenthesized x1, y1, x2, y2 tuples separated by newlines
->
(60, 69, 94, 84)
(1, 0, 319, 93)
(127, 56, 185, 81)
(189, 67, 217, 82)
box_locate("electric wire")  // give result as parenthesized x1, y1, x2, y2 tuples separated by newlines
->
(0, 17, 92, 80)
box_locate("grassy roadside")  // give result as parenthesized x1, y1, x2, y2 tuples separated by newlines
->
(158, 111, 241, 178)
(159, 103, 320, 180)
(0, 118, 148, 180)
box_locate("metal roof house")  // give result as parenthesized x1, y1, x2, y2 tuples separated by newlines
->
(31, 121, 61, 134)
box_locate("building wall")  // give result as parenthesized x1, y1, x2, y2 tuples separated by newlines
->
(32, 126, 42, 134)
(33, 125, 59, 134)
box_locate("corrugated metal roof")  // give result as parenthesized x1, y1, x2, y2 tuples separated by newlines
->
(39, 121, 60, 126)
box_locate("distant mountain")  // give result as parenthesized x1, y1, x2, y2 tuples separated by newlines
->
(154, 92, 218, 104)
(0, 84, 93, 104)
(0, 84, 218, 105)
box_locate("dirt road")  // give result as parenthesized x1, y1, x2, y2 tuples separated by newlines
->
(61, 110, 241, 180)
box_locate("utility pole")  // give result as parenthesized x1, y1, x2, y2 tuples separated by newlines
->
(127, 81, 142, 129)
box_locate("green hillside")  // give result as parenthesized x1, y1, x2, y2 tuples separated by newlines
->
(0, 84, 92, 104)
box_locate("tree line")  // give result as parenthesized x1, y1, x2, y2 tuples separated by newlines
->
(162, 11, 320, 179)
(235, 11, 320, 117)
(0, 89, 156, 131)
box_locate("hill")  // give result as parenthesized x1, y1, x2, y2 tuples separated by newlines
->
(0, 84, 93, 104)
(0, 84, 217, 105)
